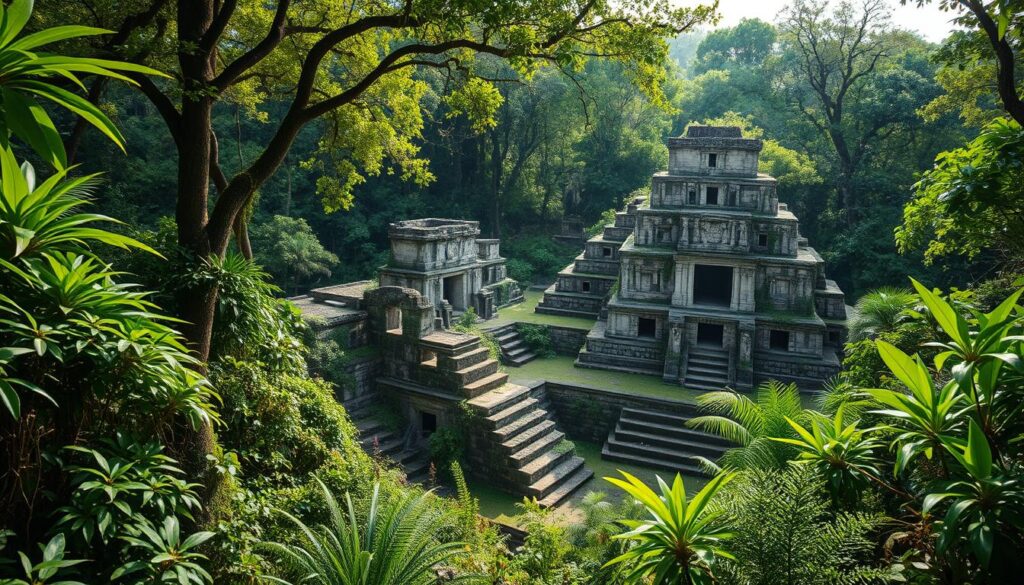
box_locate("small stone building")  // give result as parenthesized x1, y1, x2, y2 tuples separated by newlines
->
(576, 126, 849, 391)
(378, 219, 521, 320)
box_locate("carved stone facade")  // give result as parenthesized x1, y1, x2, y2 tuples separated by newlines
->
(577, 126, 849, 391)
(378, 218, 521, 320)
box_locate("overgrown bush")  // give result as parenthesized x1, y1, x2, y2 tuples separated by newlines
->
(517, 323, 556, 358)
(501, 235, 578, 285)
(429, 427, 465, 472)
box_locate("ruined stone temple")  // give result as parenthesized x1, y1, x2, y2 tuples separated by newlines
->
(575, 125, 849, 390)
(377, 219, 521, 321)
(292, 220, 591, 506)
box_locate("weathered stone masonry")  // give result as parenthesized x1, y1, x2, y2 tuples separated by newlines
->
(575, 125, 849, 391)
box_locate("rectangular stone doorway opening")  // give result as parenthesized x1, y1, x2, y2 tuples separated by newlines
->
(442, 274, 465, 310)
(420, 411, 437, 437)
(697, 323, 724, 347)
(693, 264, 733, 307)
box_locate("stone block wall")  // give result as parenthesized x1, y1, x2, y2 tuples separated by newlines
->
(547, 325, 588, 355)
(754, 354, 841, 389)
(535, 381, 699, 442)
(338, 355, 382, 411)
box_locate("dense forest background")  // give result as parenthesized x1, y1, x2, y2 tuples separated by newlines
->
(67, 6, 998, 298)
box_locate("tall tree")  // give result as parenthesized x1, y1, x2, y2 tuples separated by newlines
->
(907, 0, 1024, 125)
(779, 0, 891, 220)
(54, 0, 718, 362)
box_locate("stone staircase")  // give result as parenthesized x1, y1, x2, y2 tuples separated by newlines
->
(351, 411, 432, 484)
(602, 406, 731, 476)
(490, 324, 537, 366)
(684, 346, 731, 391)
(536, 195, 644, 318)
(468, 383, 593, 507)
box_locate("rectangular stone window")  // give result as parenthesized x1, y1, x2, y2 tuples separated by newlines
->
(758, 233, 768, 247)
(602, 246, 612, 257)
(688, 189, 697, 204)
(656, 226, 672, 244)
(770, 329, 790, 351)
(638, 317, 657, 338)
(707, 153, 718, 168)
(706, 186, 719, 205)
(582, 280, 591, 293)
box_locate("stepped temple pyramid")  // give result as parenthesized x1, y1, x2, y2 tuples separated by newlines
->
(545, 125, 849, 391)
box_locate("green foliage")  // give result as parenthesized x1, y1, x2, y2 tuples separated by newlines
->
(501, 236, 578, 285)
(261, 481, 474, 585)
(516, 323, 556, 358)
(694, 19, 776, 73)
(848, 287, 918, 342)
(773, 409, 886, 503)
(688, 381, 809, 471)
(604, 471, 735, 585)
(587, 207, 619, 238)
(0, 0, 163, 169)
(211, 359, 368, 483)
(897, 118, 1024, 265)
(716, 466, 897, 585)
(4, 534, 86, 585)
(117, 516, 215, 584)
(57, 436, 201, 547)
(429, 427, 465, 472)
(175, 252, 307, 373)
(250, 215, 338, 293)
(512, 498, 578, 583)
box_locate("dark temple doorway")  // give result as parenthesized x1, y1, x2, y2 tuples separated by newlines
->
(693, 264, 733, 307)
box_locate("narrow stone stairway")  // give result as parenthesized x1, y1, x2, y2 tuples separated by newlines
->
(602, 406, 731, 476)
(684, 346, 731, 391)
(468, 383, 592, 507)
(351, 411, 431, 484)
(490, 324, 537, 367)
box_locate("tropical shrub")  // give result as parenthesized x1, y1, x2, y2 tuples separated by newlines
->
(715, 465, 897, 585)
(261, 481, 474, 585)
(848, 287, 918, 342)
(250, 215, 338, 295)
(517, 323, 556, 358)
(604, 471, 735, 585)
(0, 0, 162, 169)
(687, 380, 809, 471)
(429, 426, 465, 472)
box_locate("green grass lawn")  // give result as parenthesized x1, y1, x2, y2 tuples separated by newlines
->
(488, 289, 598, 330)
(507, 355, 703, 403)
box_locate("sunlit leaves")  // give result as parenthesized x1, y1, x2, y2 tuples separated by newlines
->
(603, 471, 735, 585)
(0, 0, 165, 169)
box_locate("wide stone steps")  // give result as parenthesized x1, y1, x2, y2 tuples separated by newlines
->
(493, 408, 549, 442)
(467, 383, 531, 416)
(448, 346, 491, 370)
(517, 448, 575, 485)
(464, 371, 510, 397)
(501, 419, 557, 453)
(685, 348, 730, 391)
(602, 407, 730, 477)
(351, 412, 431, 485)
(509, 429, 565, 467)
(491, 324, 537, 367)
(487, 397, 539, 429)
(527, 456, 592, 504)
(465, 379, 591, 508)
(454, 358, 500, 384)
